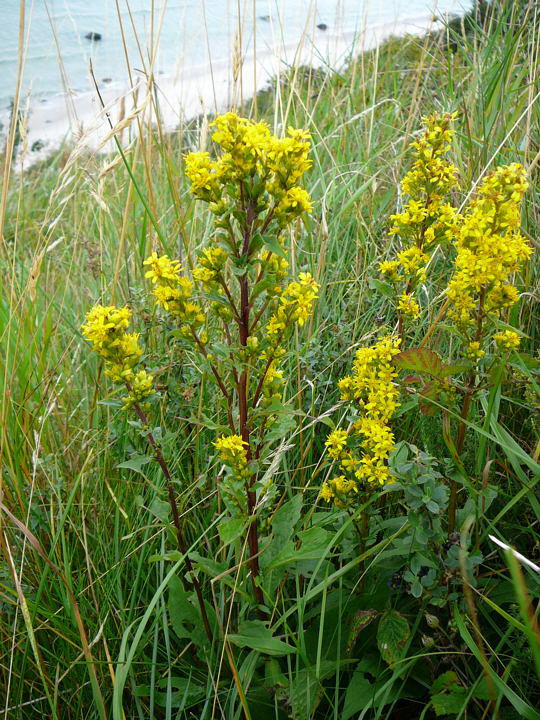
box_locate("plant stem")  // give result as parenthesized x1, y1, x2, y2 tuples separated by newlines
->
(236, 191, 265, 613)
(448, 290, 485, 533)
(130, 398, 214, 645)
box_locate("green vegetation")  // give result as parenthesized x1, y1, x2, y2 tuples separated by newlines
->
(1, 2, 538, 718)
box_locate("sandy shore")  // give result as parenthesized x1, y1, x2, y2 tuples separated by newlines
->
(3, 14, 447, 168)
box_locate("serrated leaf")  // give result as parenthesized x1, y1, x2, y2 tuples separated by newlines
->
(227, 620, 296, 656)
(418, 382, 440, 416)
(377, 610, 410, 665)
(440, 363, 469, 377)
(117, 453, 152, 474)
(345, 609, 378, 656)
(394, 348, 446, 378)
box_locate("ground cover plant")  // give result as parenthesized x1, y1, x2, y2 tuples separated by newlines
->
(1, 1, 539, 718)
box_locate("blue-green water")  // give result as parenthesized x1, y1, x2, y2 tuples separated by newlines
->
(1, 0, 471, 108)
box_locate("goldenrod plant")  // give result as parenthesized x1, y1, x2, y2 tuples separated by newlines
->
(84, 113, 318, 614)
(4, 3, 540, 715)
(379, 112, 461, 339)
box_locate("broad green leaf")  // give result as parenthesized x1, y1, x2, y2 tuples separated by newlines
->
(227, 620, 296, 656)
(167, 576, 202, 641)
(117, 453, 152, 474)
(218, 517, 246, 547)
(431, 672, 467, 716)
(368, 277, 394, 298)
(343, 662, 390, 719)
(262, 233, 287, 259)
(289, 661, 348, 719)
(376, 610, 410, 665)
(418, 382, 440, 416)
(266, 526, 333, 570)
(345, 609, 378, 657)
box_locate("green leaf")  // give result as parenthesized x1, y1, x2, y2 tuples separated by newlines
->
(394, 348, 446, 378)
(167, 576, 204, 642)
(345, 609, 378, 656)
(272, 495, 303, 545)
(431, 672, 467, 716)
(376, 610, 410, 665)
(218, 517, 246, 547)
(148, 498, 170, 523)
(289, 661, 349, 719)
(343, 659, 393, 719)
(227, 620, 296, 656)
(418, 382, 440, 416)
(262, 234, 287, 259)
(266, 526, 333, 570)
(117, 453, 152, 474)
(154, 676, 206, 709)
(205, 291, 229, 307)
(440, 363, 469, 377)
(368, 277, 394, 298)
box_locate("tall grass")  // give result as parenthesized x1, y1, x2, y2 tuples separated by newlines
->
(1, 1, 539, 718)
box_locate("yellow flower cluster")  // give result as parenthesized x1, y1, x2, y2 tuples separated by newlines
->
(192, 245, 229, 287)
(445, 164, 531, 332)
(185, 113, 312, 227)
(380, 112, 460, 320)
(396, 292, 420, 319)
(465, 341, 485, 362)
(266, 273, 320, 339)
(493, 330, 521, 352)
(214, 434, 248, 472)
(144, 252, 205, 335)
(81, 305, 154, 409)
(320, 337, 401, 505)
(261, 361, 285, 409)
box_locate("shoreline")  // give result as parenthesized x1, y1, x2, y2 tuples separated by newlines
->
(4, 13, 450, 168)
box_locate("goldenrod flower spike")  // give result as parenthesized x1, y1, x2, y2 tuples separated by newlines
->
(445, 163, 531, 331)
(184, 112, 313, 229)
(321, 336, 401, 506)
(380, 112, 460, 326)
(82, 304, 154, 410)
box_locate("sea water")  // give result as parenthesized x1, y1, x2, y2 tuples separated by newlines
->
(0, 0, 471, 158)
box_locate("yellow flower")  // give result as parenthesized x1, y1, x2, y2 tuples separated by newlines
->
(186, 113, 312, 228)
(123, 369, 155, 409)
(184, 152, 221, 201)
(466, 341, 485, 362)
(379, 260, 401, 283)
(325, 429, 348, 459)
(397, 293, 420, 318)
(81, 305, 132, 357)
(214, 434, 248, 467)
(266, 272, 319, 339)
(382, 113, 460, 322)
(143, 252, 182, 285)
(445, 163, 531, 328)
(323, 336, 401, 497)
(493, 330, 521, 352)
(82, 304, 155, 411)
